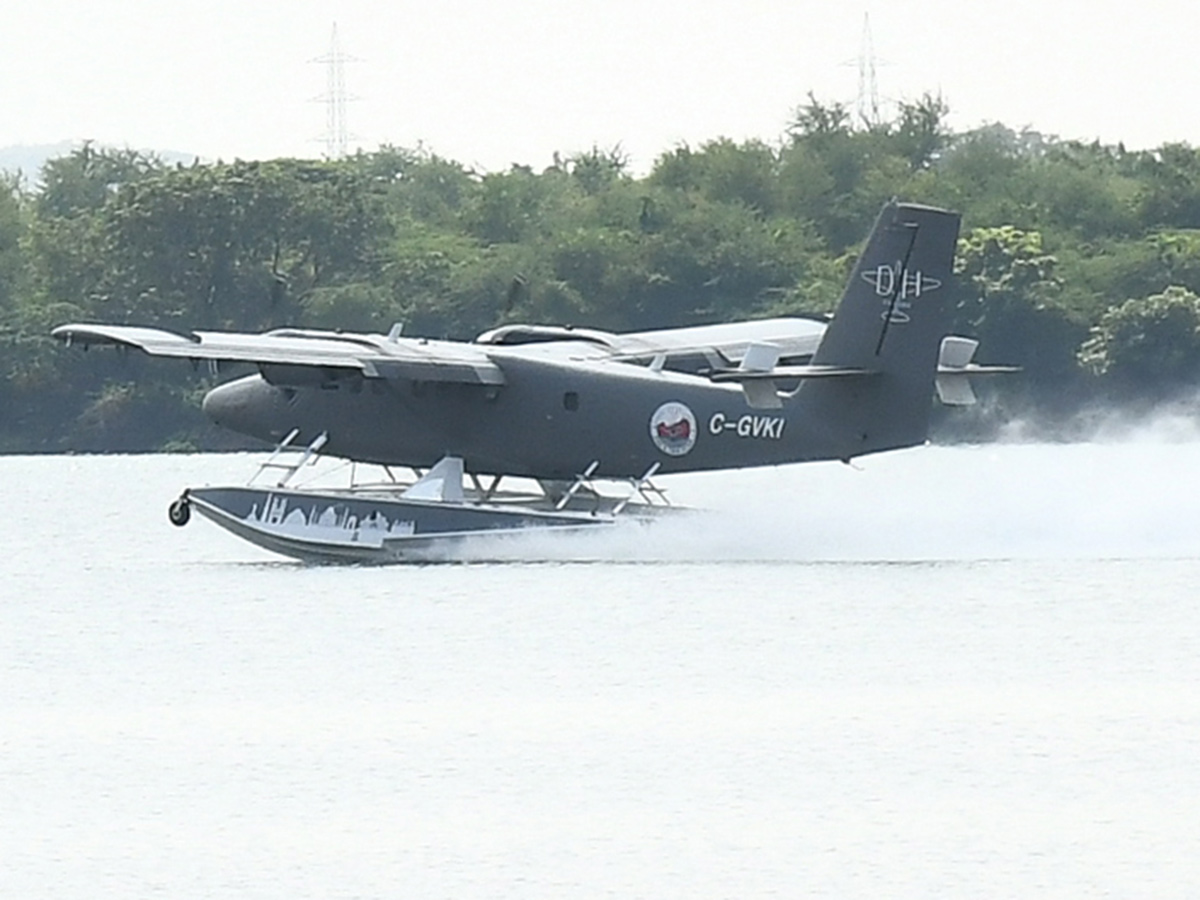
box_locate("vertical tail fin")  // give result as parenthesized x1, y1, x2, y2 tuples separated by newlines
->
(797, 201, 961, 460)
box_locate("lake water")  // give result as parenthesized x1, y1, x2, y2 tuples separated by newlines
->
(3, 430, 1200, 898)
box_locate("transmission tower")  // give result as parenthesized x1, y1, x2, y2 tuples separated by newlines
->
(311, 23, 358, 158)
(855, 12, 881, 127)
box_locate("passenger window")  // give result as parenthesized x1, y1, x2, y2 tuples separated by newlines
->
(563, 391, 579, 411)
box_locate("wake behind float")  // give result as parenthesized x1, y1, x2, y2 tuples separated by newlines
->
(167, 430, 672, 564)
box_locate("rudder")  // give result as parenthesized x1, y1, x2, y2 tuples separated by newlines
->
(796, 201, 961, 460)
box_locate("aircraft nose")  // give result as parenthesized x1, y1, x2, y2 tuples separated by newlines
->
(202, 375, 292, 442)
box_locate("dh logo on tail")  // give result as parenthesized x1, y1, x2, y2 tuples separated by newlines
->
(861, 263, 942, 323)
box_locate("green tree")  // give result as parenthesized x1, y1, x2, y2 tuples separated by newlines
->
(564, 145, 630, 196)
(787, 93, 852, 141)
(463, 165, 564, 245)
(30, 158, 392, 330)
(648, 139, 779, 216)
(377, 146, 477, 228)
(931, 124, 1043, 226)
(1132, 142, 1200, 228)
(781, 94, 927, 250)
(627, 197, 815, 328)
(954, 225, 1083, 384)
(35, 143, 163, 218)
(1079, 286, 1200, 392)
(0, 173, 25, 311)
(892, 93, 951, 171)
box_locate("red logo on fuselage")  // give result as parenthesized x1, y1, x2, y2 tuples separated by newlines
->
(656, 418, 691, 441)
(649, 401, 698, 456)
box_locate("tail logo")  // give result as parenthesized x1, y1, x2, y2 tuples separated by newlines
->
(861, 263, 942, 323)
(649, 402, 698, 456)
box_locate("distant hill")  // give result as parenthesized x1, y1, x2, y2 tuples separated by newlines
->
(0, 141, 76, 179)
(0, 141, 200, 183)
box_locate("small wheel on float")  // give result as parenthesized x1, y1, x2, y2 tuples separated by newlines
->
(168, 496, 191, 527)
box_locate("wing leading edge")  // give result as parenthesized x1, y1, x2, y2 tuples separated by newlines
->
(51, 323, 506, 386)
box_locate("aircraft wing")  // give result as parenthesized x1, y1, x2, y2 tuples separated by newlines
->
(608, 317, 826, 364)
(51, 323, 506, 385)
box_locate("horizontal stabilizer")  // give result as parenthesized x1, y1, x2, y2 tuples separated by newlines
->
(710, 364, 876, 383)
(935, 373, 976, 405)
(935, 336, 1022, 405)
(711, 363, 877, 410)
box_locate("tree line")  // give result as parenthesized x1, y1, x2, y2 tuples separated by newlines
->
(5, 94, 1200, 452)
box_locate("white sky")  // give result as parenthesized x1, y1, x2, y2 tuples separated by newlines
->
(2, 0, 1196, 173)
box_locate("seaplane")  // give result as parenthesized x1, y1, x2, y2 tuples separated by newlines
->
(53, 200, 1013, 563)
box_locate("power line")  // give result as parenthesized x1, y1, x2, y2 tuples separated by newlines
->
(855, 12, 881, 127)
(310, 22, 360, 159)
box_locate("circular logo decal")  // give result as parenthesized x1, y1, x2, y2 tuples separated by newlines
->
(649, 401, 697, 456)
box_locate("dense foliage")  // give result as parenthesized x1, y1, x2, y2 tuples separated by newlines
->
(7, 96, 1200, 452)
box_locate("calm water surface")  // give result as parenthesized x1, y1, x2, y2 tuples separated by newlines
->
(3, 439, 1200, 898)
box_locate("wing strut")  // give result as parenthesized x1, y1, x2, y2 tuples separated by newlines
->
(554, 461, 602, 511)
(613, 462, 669, 515)
(249, 430, 329, 487)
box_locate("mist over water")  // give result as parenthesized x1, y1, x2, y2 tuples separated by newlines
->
(460, 423, 1200, 564)
(4, 432, 1200, 899)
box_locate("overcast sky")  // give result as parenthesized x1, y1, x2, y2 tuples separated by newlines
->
(2, 0, 1195, 173)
